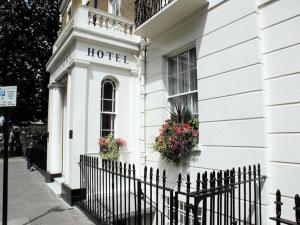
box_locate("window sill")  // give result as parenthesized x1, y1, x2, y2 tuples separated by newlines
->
(192, 144, 201, 152)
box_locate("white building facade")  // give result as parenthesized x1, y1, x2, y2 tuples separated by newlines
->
(46, 0, 300, 222)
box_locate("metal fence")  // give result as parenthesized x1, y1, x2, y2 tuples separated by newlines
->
(270, 190, 300, 225)
(79, 155, 265, 225)
(135, 0, 174, 27)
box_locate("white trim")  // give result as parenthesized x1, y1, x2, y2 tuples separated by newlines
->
(100, 79, 117, 137)
(108, 0, 122, 16)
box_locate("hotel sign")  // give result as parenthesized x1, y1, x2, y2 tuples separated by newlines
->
(0, 86, 17, 107)
(87, 47, 129, 64)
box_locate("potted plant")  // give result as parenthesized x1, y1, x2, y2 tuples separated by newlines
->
(153, 103, 199, 165)
(98, 133, 127, 160)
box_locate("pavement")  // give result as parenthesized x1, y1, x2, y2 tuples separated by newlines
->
(0, 157, 96, 225)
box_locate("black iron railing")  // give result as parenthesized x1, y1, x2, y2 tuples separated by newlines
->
(79, 155, 265, 225)
(270, 190, 300, 225)
(135, 0, 174, 27)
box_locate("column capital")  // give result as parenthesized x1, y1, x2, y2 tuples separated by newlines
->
(48, 82, 64, 89)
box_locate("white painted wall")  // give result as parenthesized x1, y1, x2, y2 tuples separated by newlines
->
(47, 32, 140, 189)
(144, 0, 266, 175)
(46, 1, 300, 221)
(259, 0, 300, 221)
(144, 0, 269, 222)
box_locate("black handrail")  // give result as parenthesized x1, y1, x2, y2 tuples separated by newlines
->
(135, 0, 174, 27)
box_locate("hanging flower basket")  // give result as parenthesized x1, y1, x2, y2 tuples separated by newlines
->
(98, 134, 127, 160)
(153, 104, 199, 165)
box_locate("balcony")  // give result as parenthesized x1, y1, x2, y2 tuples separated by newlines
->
(134, 0, 208, 38)
(53, 6, 138, 54)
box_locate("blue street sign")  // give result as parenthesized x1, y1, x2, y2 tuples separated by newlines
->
(0, 90, 5, 97)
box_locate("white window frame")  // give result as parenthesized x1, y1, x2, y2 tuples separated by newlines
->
(108, 0, 122, 16)
(167, 48, 198, 116)
(165, 196, 202, 225)
(66, 1, 72, 23)
(100, 79, 117, 137)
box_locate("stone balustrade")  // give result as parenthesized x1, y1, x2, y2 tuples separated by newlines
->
(87, 8, 134, 36)
(52, 6, 135, 55)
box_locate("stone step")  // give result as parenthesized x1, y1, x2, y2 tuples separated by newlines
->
(54, 176, 65, 184)
(47, 176, 65, 196)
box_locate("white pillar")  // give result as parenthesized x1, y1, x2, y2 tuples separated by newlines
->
(66, 62, 89, 189)
(139, 38, 147, 177)
(47, 82, 64, 174)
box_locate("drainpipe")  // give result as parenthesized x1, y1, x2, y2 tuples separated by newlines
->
(139, 38, 147, 175)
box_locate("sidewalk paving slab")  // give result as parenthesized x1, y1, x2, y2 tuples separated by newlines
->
(0, 157, 96, 225)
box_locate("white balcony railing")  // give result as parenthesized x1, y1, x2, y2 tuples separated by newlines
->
(53, 6, 135, 53)
(87, 8, 134, 36)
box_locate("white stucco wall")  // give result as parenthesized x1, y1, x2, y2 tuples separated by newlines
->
(144, 0, 269, 221)
(46, 1, 300, 220)
(144, 0, 266, 177)
(259, 0, 300, 221)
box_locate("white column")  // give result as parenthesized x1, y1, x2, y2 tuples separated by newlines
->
(139, 38, 147, 177)
(67, 62, 89, 189)
(47, 82, 64, 174)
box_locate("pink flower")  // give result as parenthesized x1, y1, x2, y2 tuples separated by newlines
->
(99, 137, 108, 146)
(116, 138, 127, 147)
(175, 127, 181, 135)
(192, 130, 199, 137)
(183, 123, 192, 130)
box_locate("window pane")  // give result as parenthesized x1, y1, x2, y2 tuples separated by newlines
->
(168, 75, 177, 95)
(103, 82, 114, 99)
(190, 68, 197, 91)
(102, 100, 114, 112)
(178, 52, 188, 72)
(102, 114, 112, 129)
(101, 114, 115, 130)
(192, 93, 198, 114)
(168, 56, 177, 75)
(102, 131, 111, 137)
(178, 71, 189, 93)
(169, 97, 179, 112)
(189, 48, 197, 69)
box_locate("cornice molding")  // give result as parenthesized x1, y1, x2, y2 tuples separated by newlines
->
(48, 82, 64, 89)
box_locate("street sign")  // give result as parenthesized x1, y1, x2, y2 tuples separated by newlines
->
(0, 86, 17, 107)
(0, 86, 17, 225)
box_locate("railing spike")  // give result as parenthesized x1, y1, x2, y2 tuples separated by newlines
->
(150, 167, 153, 180)
(196, 172, 201, 192)
(162, 170, 166, 183)
(177, 173, 182, 191)
(119, 161, 122, 173)
(144, 166, 147, 181)
(275, 190, 282, 219)
(294, 194, 300, 224)
(128, 164, 131, 176)
(186, 174, 191, 193)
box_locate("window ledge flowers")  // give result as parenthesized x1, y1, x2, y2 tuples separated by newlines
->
(98, 133, 127, 160)
(153, 104, 199, 165)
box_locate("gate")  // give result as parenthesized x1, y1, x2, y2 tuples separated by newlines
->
(78, 155, 265, 225)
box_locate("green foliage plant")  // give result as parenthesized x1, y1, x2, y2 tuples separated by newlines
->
(153, 103, 199, 165)
(98, 134, 127, 160)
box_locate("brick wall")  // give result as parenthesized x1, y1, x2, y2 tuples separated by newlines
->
(121, 0, 135, 21)
(72, 0, 81, 14)
(99, 0, 108, 11)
